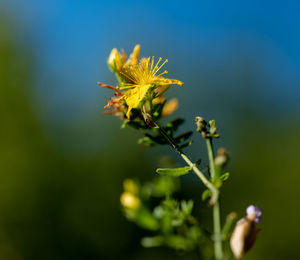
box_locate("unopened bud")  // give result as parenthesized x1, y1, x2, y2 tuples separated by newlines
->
(130, 44, 140, 66)
(120, 192, 141, 210)
(195, 116, 208, 137)
(214, 147, 229, 167)
(107, 48, 126, 72)
(123, 179, 139, 195)
(107, 48, 118, 70)
(124, 44, 140, 67)
(208, 120, 220, 138)
(230, 205, 262, 259)
(142, 106, 155, 127)
(162, 98, 178, 117)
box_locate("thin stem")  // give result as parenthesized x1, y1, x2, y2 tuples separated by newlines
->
(206, 138, 216, 179)
(153, 120, 223, 259)
(206, 138, 223, 260)
(153, 122, 218, 198)
(213, 201, 223, 260)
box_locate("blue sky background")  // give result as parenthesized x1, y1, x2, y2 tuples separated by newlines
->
(3, 0, 300, 118)
(3, 0, 299, 155)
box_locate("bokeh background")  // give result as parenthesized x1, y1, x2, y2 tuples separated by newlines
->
(1, 1, 300, 259)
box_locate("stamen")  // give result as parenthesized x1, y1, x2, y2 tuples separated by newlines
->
(157, 70, 168, 77)
(119, 84, 135, 90)
(152, 57, 162, 73)
(120, 70, 136, 82)
(98, 82, 122, 95)
(150, 56, 154, 71)
(154, 59, 168, 75)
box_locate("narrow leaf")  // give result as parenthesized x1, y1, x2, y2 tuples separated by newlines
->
(202, 189, 212, 201)
(174, 131, 193, 143)
(141, 236, 164, 248)
(145, 133, 167, 145)
(156, 166, 192, 177)
(179, 140, 193, 149)
(194, 159, 201, 166)
(219, 172, 230, 182)
(138, 137, 157, 146)
(165, 118, 185, 134)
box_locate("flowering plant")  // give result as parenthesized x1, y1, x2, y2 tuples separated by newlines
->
(99, 45, 262, 259)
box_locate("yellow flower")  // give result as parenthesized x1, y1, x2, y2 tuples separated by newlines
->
(123, 179, 139, 195)
(120, 192, 141, 210)
(107, 48, 126, 72)
(107, 44, 140, 75)
(124, 44, 140, 68)
(120, 56, 183, 118)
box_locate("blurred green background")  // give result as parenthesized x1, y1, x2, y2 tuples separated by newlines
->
(0, 1, 300, 259)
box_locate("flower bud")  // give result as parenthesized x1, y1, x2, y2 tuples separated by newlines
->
(107, 48, 126, 72)
(214, 147, 229, 167)
(120, 192, 141, 210)
(195, 116, 207, 137)
(162, 98, 178, 117)
(125, 44, 140, 67)
(246, 205, 262, 223)
(230, 205, 262, 259)
(123, 179, 139, 195)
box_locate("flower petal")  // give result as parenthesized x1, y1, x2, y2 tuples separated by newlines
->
(154, 78, 184, 86)
(124, 84, 151, 118)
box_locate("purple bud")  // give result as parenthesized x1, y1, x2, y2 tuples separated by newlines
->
(246, 205, 262, 223)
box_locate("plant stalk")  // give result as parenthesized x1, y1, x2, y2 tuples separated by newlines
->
(153, 122, 218, 199)
(153, 121, 223, 259)
(206, 138, 216, 179)
(206, 138, 223, 260)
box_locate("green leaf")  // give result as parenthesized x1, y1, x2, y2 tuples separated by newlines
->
(165, 118, 185, 134)
(179, 140, 193, 149)
(219, 172, 230, 182)
(209, 120, 215, 127)
(166, 235, 186, 250)
(136, 208, 159, 231)
(156, 166, 192, 177)
(222, 212, 238, 240)
(141, 236, 164, 248)
(126, 119, 148, 130)
(138, 136, 157, 146)
(194, 159, 201, 166)
(152, 176, 179, 197)
(165, 235, 194, 251)
(145, 133, 167, 145)
(152, 100, 167, 119)
(202, 189, 212, 201)
(121, 119, 129, 129)
(174, 131, 193, 143)
(181, 200, 194, 215)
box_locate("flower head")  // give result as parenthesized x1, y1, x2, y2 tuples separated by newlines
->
(246, 205, 262, 223)
(100, 45, 183, 120)
(120, 56, 183, 118)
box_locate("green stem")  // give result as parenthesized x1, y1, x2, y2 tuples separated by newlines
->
(206, 138, 216, 179)
(153, 122, 218, 198)
(213, 201, 223, 260)
(206, 138, 223, 260)
(153, 120, 223, 259)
